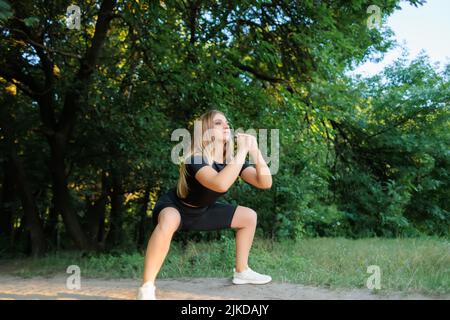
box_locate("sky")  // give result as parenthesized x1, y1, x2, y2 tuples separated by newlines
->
(352, 0, 450, 77)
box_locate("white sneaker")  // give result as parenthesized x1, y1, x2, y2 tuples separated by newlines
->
(136, 282, 156, 300)
(232, 267, 272, 285)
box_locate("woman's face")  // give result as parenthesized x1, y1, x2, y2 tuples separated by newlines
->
(212, 113, 231, 143)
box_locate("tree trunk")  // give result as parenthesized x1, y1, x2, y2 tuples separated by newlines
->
(48, 133, 94, 250)
(11, 152, 46, 257)
(97, 172, 108, 246)
(105, 171, 125, 248)
(86, 196, 107, 243)
(0, 160, 15, 243)
(44, 195, 58, 248)
(136, 184, 151, 247)
(1, 95, 46, 256)
(42, 0, 117, 250)
(86, 172, 108, 247)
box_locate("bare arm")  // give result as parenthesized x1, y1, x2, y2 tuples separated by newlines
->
(241, 142, 272, 189)
(194, 148, 249, 193)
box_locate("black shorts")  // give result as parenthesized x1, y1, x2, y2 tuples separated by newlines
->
(151, 188, 238, 232)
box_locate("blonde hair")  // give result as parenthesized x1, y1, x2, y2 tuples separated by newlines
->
(176, 110, 233, 199)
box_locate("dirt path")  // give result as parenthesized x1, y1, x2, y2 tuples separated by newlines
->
(0, 275, 448, 300)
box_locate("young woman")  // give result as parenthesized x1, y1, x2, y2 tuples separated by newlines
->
(137, 110, 273, 300)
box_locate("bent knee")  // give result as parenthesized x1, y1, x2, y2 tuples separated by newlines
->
(232, 206, 257, 229)
(157, 208, 181, 234)
(247, 208, 257, 226)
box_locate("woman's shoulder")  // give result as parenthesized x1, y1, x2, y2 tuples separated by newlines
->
(186, 153, 208, 164)
(184, 153, 212, 176)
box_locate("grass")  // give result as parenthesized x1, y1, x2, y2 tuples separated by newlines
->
(1, 237, 449, 296)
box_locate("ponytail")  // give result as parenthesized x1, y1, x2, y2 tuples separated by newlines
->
(176, 157, 189, 199)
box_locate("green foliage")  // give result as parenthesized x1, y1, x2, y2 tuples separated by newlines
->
(0, 0, 447, 255)
(322, 55, 450, 237)
(0, 0, 12, 22)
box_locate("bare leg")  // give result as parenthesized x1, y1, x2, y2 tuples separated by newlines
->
(142, 208, 181, 284)
(231, 206, 257, 273)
